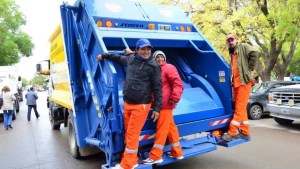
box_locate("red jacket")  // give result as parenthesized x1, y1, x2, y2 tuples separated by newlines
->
(160, 61, 183, 109)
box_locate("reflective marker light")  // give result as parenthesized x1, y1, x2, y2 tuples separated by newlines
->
(180, 25, 185, 32)
(148, 23, 155, 30)
(96, 20, 103, 27)
(105, 20, 113, 28)
(187, 26, 191, 32)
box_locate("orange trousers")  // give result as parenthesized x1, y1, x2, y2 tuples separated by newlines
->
(228, 82, 252, 136)
(120, 102, 151, 169)
(149, 109, 182, 160)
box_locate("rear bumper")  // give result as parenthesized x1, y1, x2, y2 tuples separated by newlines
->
(268, 104, 300, 121)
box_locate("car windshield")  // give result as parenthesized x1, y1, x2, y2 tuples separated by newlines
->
(251, 82, 273, 94)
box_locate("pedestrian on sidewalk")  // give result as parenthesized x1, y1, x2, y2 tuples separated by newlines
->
(25, 87, 40, 121)
(1, 86, 16, 130)
(143, 50, 184, 165)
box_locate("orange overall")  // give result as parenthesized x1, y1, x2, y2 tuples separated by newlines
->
(147, 61, 183, 160)
(228, 53, 251, 136)
(120, 102, 151, 169)
(148, 109, 182, 160)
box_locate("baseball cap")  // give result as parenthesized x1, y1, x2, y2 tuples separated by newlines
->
(136, 38, 153, 49)
(226, 34, 237, 41)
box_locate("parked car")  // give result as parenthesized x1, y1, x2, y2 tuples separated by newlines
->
(267, 84, 300, 125)
(247, 81, 300, 120)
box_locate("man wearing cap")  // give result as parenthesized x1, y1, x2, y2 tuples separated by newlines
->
(222, 34, 260, 142)
(96, 38, 162, 169)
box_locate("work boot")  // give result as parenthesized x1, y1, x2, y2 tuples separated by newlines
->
(143, 158, 163, 165)
(236, 133, 250, 139)
(222, 133, 235, 142)
(166, 152, 184, 160)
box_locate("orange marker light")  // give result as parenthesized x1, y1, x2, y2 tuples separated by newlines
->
(96, 20, 103, 27)
(148, 23, 155, 30)
(105, 20, 113, 28)
(180, 25, 185, 32)
(186, 26, 191, 32)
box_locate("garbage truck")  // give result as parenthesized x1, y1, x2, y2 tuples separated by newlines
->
(38, 0, 250, 168)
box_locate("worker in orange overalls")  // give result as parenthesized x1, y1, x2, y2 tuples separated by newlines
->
(97, 39, 162, 169)
(222, 34, 260, 141)
(143, 51, 184, 165)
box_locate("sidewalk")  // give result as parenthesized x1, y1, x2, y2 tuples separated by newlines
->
(0, 91, 102, 169)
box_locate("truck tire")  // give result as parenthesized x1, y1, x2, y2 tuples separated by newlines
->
(68, 112, 81, 159)
(49, 107, 60, 130)
(12, 103, 17, 120)
(273, 117, 293, 125)
(248, 104, 263, 120)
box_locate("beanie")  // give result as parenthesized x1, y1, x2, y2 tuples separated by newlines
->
(153, 50, 166, 60)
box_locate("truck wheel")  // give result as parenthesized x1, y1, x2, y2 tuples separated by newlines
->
(50, 115, 61, 130)
(12, 104, 17, 120)
(274, 117, 293, 125)
(248, 105, 263, 120)
(68, 112, 81, 159)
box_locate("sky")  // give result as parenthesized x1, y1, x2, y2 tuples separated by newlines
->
(15, 0, 75, 80)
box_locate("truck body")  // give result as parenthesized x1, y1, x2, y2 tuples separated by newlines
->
(0, 66, 22, 120)
(42, 0, 250, 168)
(267, 84, 300, 125)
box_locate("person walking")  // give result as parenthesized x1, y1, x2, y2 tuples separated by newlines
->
(1, 86, 16, 130)
(25, 87, 39, 121)
(96, 39, 162, 169)
(222, 34, 260, 141)
(143, 50, 184, 165)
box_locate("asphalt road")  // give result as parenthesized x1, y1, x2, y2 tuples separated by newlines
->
(1, 91, 300, 169)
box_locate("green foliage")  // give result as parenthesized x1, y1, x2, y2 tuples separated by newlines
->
(149, 0, 300, 80)
(288, 46, 300, 75)
(0, 0, 34, 66)
(31, 74, 47, 87)
(22, 78, 29, 87)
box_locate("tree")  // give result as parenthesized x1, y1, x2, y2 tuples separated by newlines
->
(22, 77, 29, 87)
(154, 0, 300, 81)
(31, 74, 47, 87)
(0, 0, 34, 66)
(288, 46, 300, 76)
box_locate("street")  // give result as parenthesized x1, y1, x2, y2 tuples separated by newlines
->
(1, 91, 300, 169)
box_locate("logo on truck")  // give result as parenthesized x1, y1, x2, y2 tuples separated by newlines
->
(120, 23, 144, 28)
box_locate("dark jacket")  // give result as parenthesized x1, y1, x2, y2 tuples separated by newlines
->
(230, 43, 260, 85)
(102, 53, 162, 112)
(160, 61, 183, 109)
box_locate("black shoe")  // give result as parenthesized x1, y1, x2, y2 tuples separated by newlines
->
(5, 127, 8, 130)
(236, 133, 250, 139)
(37, 115, 40, 119)
(8, 125, 13, 129)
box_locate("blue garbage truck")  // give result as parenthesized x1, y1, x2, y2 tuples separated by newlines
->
(41, 0, 250, 168)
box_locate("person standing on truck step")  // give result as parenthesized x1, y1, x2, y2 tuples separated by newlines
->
(96, 38, 162, 169)
(1, 86, 16, 130)
(143, 50, 184, 165)
(25, 87, 40, 121)
(222, 34, 260, 142)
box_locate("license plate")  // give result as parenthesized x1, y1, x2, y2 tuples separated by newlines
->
(276, 99, 282, 105)
(288, 99, 294, 106)
(158, 24, 171, 31)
